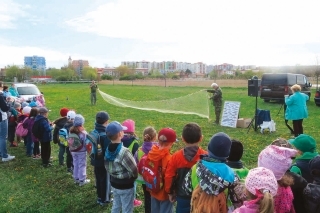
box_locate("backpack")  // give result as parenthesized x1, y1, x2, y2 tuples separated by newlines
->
(32, 118, 44, 140)
(16, 117, 29, 137)
(138, 155, 163, 193)
(58, 128, 69, 146)
(67, 133, 84, 152)
(85, 129, 106, 160)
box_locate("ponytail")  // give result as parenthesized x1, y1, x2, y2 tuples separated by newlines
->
(259, 191, 274, 213)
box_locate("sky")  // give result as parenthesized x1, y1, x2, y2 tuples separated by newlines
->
(1, 0, 320, 69)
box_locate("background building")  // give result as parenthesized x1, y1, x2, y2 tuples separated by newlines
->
(69, 56, 89, 77)
(24, 55, 46, 74)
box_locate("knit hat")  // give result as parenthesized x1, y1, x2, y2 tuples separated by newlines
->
(29, 101, 37, 107)
(96, 111, 109, 124)
(245, 167, 278, 197)
(38, 107, 49, 114)
(22, 106, 32, 115)
(227, 139, 244, 161)
(289, 134, 316, 153)
(106, 121, 128, 136)
(67, 111, 76, 120)
(14, 102, 21, 109)
(208, 132, 232, 161)
(258, 145, 298, 180)
(122, 119, 135, 133)
(59, 108, 69, 117)
(309, 156, 320, 177)
(158, 128, 177, 144)
(271, 138, 293, 149)
(21, 102, 28, 108)
(73, 114, 85, 127)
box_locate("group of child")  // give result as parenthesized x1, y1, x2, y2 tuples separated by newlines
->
(5, 101, 320, 213)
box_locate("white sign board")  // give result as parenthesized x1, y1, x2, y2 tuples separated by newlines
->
(220, 101, 241, 128)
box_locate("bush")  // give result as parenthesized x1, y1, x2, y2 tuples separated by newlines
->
(56, 76, 69, 81)
(119, 75, 136, 81)
(101, 74, 113, 80)
(172, 75, 180, 80)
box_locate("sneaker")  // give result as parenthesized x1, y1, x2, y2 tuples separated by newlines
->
(33, 155, 41, 160)
(74, 179, 80, 184)
(79, 179, 90, 186)
(2, 155, 15, 162)
(67, 168, 73, 174)
(10, 142, 18, 147)
(43, 163, 53, 168)
(133, 199, 142, 207)
(97, 199, 112, 206)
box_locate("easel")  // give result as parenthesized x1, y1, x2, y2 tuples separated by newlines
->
(247, 95, 258, 133)
(277, 100, 294, 134)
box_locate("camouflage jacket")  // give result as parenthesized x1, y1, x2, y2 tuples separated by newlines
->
(208, 87, 222, 106)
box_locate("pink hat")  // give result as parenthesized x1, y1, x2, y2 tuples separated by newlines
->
(245, 167, 278, 197)
(258, 145, 298, 180)
(122, 119, 135, 133)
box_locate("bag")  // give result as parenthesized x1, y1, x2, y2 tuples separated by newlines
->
(58, 128, 69, 146)
(32, 118, 44, 140)
(85, 130, 106, 159)
(138, 155, 163, 193)
(67, 133, 83, 152)
(16, 117, 29, 137)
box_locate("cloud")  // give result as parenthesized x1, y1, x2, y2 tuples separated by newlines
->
(0, 0, 29, 29)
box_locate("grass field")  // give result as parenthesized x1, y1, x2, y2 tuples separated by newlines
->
(0, 83, 319, 213)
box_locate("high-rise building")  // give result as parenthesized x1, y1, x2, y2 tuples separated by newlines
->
(24, 56, 46, 74)
(71, 58, 89, 77)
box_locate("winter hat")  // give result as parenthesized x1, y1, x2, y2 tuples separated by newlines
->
(106, 121, 128, 136)
(14, 102, 21, 109)
(59, 108, 69, 117)
(29, 101, 37, 107)
(21, 102, 28, 108)
(289, 134, 316, 153)
(38, 107, 49, 114)
(96, 111, 109, 124)
(158, 128, 177, 144)
(22, 106, 32, 115)
(208, 132, 232, 161)
(309, 156, 320, 177)
(73, 114, 85, 127)
(258, 145, 298, 180)
(67, 110, 76, 120)
(245, 167, 278, 197)
(227, 139, 244, 162)
(122, 119, 135, 133)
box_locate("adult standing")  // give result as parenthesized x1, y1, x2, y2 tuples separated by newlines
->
(0, 81, 15, 162)
(207, 83, 223, 124)
(9, 83, 19, 97)
(89, 80, 98, 105)
(285, 84, 309, 137)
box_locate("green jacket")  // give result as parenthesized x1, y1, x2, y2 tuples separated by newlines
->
(208, 87, 222, 107)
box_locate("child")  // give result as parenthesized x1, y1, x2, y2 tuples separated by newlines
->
(183, 132, 239, 213)
(226, 139, 249, 211)
(105, 121, 138, 213)
(7, 102, 21, 147)
(121, 119, 142, 207)
(91, 111, 112, 205)
(34, 107, 52, 167)
(303, 155, 320, 213)
(70, 114, 90, 186)
(258, 144, 298, 213)
(17, 105, 30, 146)
(52, 107, 69, 165)
(63, 110, 76, 173)
(134, 126, 158, 213)
(289, 134, 319, 183)
(23, 107, 39, 157)
(146, 127, 177, 213)
(233, 167, 278, 213)
(165, 122, 207, 213)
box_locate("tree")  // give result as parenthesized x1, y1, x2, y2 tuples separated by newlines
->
(82, 67, 97, 80)
(115, 65, 130, 77)
(185, 69, 192, 77)
(5, 65, 32, 82)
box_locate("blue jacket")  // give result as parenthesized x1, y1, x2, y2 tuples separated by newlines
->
(34, 114, 52, 142)
(285, 91, 309, 120)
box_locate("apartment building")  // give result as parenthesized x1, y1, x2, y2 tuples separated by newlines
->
(24, 55, 46, 73)
(69, 56, 89, 77)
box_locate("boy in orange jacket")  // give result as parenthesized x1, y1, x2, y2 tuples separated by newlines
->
(148, 127, 177, 213)
(165, 123, 207, 213)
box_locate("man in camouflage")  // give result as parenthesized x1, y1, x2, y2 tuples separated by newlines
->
(89, 80, 98, 105)
(207, 83, 222, 124)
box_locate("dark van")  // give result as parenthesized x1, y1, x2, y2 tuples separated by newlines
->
(260, 73, 312, 102)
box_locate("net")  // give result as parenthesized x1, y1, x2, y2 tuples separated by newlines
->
(98, 89, 210, 118)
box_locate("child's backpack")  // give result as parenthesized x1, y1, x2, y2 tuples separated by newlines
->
(58, 128, 69, 146)
(32, 118, 45, 140)
(85, 129, 106, 160)
(16, 117, 29, 137)
(138, 155, 163, 193)
(67, 133, 84, 152)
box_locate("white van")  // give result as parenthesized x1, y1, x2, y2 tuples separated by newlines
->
(14, 83, 42, 102)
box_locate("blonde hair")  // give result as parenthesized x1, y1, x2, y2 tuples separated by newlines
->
(278, 173, 294, 187)
(246, 189, 274, 213)
(291, 84, 301, 92)
(143, 126, 157, 142)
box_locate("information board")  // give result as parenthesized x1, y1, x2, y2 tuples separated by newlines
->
(220, 101, 241, 128)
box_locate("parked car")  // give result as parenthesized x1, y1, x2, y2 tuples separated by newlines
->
(315, 90, 320, 106)
(260, 73, 312, 102)
(15, 83, 42, 102)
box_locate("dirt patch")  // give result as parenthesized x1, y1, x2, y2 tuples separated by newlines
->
(99, 79, 248, 87)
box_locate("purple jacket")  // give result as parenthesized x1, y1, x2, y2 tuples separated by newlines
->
(23, 117, 38, 142)
(134, 141, 157, 164)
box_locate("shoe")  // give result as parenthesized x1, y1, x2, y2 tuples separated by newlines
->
(10, 142, 18, 147)
(2, 155, 15, 162)
(133, 199, 142, 207)
(97, 198, 112, 206)
(67, 168, 73, 174)
(33, 155, 41, 160)
(74, 179, 80, 184)
(79, 179, 90, 186)
(43, 163, 53, 168)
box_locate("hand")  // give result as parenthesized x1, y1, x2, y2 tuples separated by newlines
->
(168, 194, 176, 203)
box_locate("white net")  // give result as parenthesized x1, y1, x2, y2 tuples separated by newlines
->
(98, 89, 210, 118)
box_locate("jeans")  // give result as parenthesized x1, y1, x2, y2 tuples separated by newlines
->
(0, 119, 8, 158)
(176, 196, 191, 213)
(151, 197, 174, 213)
(71, 151, 87, 181)
(94, 166, 112, 202)
(91, 92, 97, 105)
(111, 187, 134, 213)
(26, 135, 34, 156)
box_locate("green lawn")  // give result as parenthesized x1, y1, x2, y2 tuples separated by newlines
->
(1, 83, 319, 213)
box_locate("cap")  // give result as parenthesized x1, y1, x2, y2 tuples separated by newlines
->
(158, 128, 177, 143)
(38, 107, 49, 114)
(289, 134, 316, 153)
(96, 111, 109, 124)
(106, 121, 128, 136)
(22, 106, 32, 115)
(67, 111, 76, 120)
(122, 119, 135, 133)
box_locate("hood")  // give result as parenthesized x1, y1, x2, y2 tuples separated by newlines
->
(35, 114, 46, 122)
(148, 144, 170, 161)
(184, 146, 200, 162)
(121, 135, 136, 148)
(54, 117, 68, 128)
